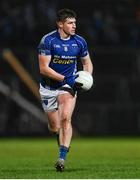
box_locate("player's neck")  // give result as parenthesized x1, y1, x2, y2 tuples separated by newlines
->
(58, 29, 70, 40)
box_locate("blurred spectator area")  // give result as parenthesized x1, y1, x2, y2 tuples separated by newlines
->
(0, 0, 140, 47)
(60, 0, 140, 47)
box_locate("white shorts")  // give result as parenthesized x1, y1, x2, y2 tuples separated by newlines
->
(39, 84, 71, 112)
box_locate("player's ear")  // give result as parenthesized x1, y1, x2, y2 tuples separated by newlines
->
(57, 21, 63, 28)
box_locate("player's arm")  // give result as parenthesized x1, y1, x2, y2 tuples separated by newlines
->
(81, 54, 93, 74)
(39, 55, 76, 88)
(38, 54, 65, 81)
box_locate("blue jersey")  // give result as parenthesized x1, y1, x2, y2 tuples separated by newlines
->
(38, 30, 88, 89)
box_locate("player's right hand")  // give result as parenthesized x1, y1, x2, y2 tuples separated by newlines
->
(64, 75, 77, 87)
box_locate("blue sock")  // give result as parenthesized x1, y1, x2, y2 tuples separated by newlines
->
(59, 145, 69, 160)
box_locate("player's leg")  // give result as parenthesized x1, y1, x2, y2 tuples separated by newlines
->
(46, 110, 60, 145)
(55, 93, 76, 171)
(58, 93, 76, 147)
(46, 110, 60, 133)
(39, 85, 60, 144)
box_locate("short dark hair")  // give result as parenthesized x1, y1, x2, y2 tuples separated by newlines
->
(56, 9, 77, 22)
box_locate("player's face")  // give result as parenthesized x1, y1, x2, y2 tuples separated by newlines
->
(59, 18, 76, 36)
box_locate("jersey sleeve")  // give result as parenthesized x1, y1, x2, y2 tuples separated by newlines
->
(38, 36, 51, 55)
(79, 38, 89, 58)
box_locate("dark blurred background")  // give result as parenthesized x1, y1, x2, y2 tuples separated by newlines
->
(0, 0, 140, 137)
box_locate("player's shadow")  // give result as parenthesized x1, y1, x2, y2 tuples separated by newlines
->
(48, 167, 88, 172)
(64, 167, 89, 172)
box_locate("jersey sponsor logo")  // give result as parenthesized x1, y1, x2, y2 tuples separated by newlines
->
(53, 58, 74, 64)
(54, 44, 61, 48)
(54, 55, 60, 58)
(72, 44, 78, 47)
(61, 55, 76, 59)
(62, 44, 69, 46)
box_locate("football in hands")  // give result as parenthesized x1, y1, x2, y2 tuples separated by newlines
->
(75, 71, 93, 91)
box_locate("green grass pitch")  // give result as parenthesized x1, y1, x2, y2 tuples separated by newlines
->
(0, 137, 140, 178)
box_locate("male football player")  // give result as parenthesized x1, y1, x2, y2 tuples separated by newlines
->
(38, 8, 93, 171)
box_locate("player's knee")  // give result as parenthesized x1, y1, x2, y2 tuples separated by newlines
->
(61, 112, 69, 122)
(48, 123, 59, 134)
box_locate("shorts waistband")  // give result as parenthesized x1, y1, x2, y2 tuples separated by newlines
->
(40, 83, 57, 90)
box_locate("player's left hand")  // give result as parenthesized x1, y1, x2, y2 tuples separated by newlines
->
(64, 75, 83, 90)
(73, 81, 83, 91)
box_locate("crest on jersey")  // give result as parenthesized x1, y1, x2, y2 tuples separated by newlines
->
(64, 46, 68, 51)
